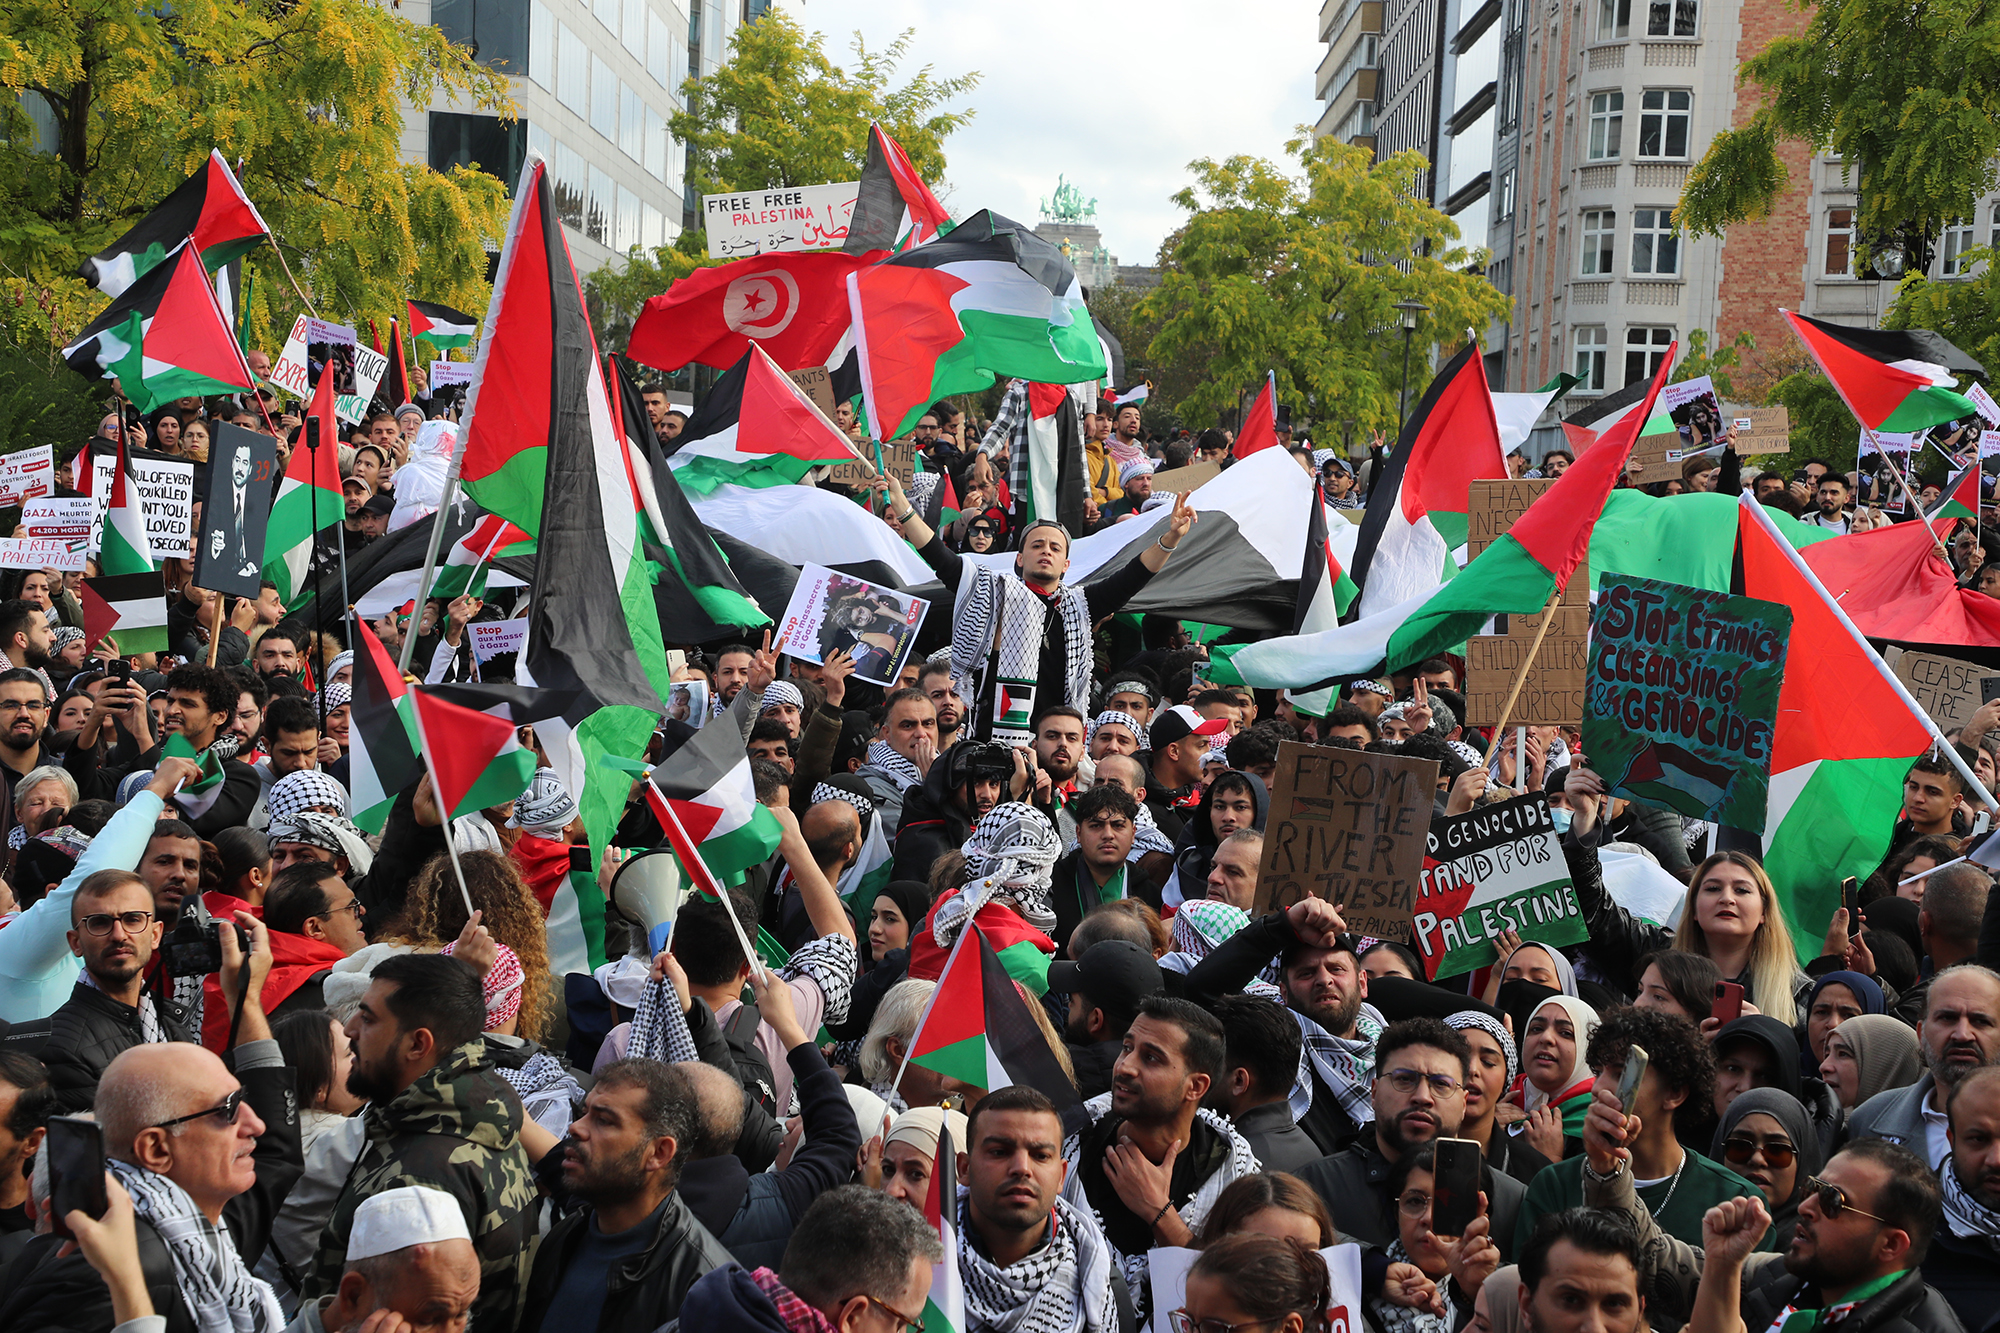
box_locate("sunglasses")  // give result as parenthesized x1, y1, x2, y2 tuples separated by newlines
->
(153, 1088, 245, 1131)
(1721, 1136, 1797, 1169)
(1805, 1175, 1889, 1224)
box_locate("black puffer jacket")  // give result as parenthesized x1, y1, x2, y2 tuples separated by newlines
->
(43, 981, 196, 1112)
(519, 1189, 736, 1333)
(891, 740, 995, 882)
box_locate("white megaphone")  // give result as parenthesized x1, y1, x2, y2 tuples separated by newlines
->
(610, 849, 689, 957)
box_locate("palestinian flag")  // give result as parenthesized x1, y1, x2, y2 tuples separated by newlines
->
(838, 809, 895, 914)
(1562, 377, 1674, 455)
(1614, 739, 1736, 818)
(1212, 479, 1358, 703)
(1928, 462, 1981, 522)
(408, 299, 478, 350)
(628, 249, 878, 373)
(1013, 382, 1089, 533)
(846, 209, 1106, 441)
(262, 369, 344, 608)
(920, 1119, 966, 1333)
(1737, 495, 1974, 960)
(1348, 342, 1508, 618)
(79, 150, 269, 298)
(161, 730, 232, 822)
(86, 439, 168, 656)
(514, 835, 610, 974)
(1783, 310, 1981, 434)
(844, 122, 953, 254)
(347, 620, 422, 834)
(906, 925, 1080, 1111)
(667, 343, 865, 495)
(644, 718, 784, 881)
(62, 242, 258, 413)
(609, 353, 770, 637)
(383, 317, 411, 410)
(431, 513, 534, 602)
(1110, 382, 1150, 408)
(410, 686, 541, 821)
(1234, 373, 1279, 460)
(1495, 373, 1583, 455)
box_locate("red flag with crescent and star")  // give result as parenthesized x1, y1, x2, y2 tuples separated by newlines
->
(628, 249, 885, 374)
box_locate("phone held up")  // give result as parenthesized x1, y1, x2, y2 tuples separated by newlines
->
(1712, 981, 1745, 1028)
(45, 1115, 108, 1240)
(1430, 1137, 1483, 1240)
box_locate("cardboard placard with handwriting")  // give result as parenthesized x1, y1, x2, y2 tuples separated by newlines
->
(1893, 650, 1998, 731)
(1147, 460, 1222, 494)
(821, 442, 915, 489)
(1464, 606, 1590, 726)
(1253, 741, 1438, 938)
(1468, 480, 1585, 605)
(786, 367, 839, 419)
(1722, 404, 1791, 455)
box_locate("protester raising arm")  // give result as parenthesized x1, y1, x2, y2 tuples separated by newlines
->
(771, 804, 857, 948)
(1563, 765, 1671, 988)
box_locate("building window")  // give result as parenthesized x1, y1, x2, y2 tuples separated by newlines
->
(1581, 209, 1616, 275)
(1826, 207, 1855, 276)
(552, 143, 587, 228)
(591, 56, 617, 141)
(593, 0, 619, 38)
(622, 0, 645, 59)
(644, 106, 668, 181)
(587, 165, 614, 244)
(1626, 326, 1674, 385)
(1574, 326, 1608, 391)
(529, 1, 553, 89)
(617, 185, 641, 251)
(1991, 202, 2000, 251)
(1497, 168, 1517, 220)
(1941, 218, 1978, 276)
(1647, 0, 1697, 34)
(646, 9, 671, 87)
(557, 23, 587, 117)
(428, 113, 527, 183)
(1597, 0, 1630, 38)
(1588, 92, 1623, 160)
(1636, 90, 1691, 159)
(1630, 207, 1680, 275)
(619, 83, 645, 162)
(433, 0, 529, 73)
(1488, 256, 1513, 294)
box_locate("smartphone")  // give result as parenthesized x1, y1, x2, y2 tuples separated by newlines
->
(1842, 876, 1861, 924)
(45, 1115, 107, 1240)
(1713, 980, 1746, 1027)
(1430, 1137, 1483, 1240)
(1615, 1043, 1650, 1112)
(108, 659, 130, 685)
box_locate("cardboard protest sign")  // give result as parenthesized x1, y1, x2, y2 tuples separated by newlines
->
(191, 423, 277, 599)
(1972, 383, 2000, 428)
(1147, 460, 1222, 494)
(24, 497, 93, 544)
(1718, 403, 1791, 455)
(1253, 741, 1438, 938)
(1415, 792, 1585, 979)
(822, 443, 916, 489)
(786, 367, 839, 419)
(0, 446, 54, 505)
(0, 538, 85, 570)
(469, 618, 529, 663)
(1893, 650, 1997, 731)
(1148, 1246, 1364, 1333)
(1585, 575, 1791, 832)
(1468, 480, 1585, 605)
(1464, 607, 1590, 726)
(272, 316, 384, 421)
(774, 563, 928, 688)
(702, 182, 861, 258)
(82, 443, 195, 559)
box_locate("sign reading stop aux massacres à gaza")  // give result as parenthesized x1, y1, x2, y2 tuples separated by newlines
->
(703, 183, 861, 259)
(1584, 573, 1791, 834)
(1416, 792, 1585, 980)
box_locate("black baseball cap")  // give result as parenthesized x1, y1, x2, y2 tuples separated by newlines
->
(1047, 939, 1164, 1007)
(361, 493, 395, 517)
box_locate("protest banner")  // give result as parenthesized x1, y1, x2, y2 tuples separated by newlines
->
(1147, 460, 1222, 494)
(0, 538, 86, 571)
(469, 618, 530, 663)
(338, 343, 389, 425)
(1585, 574, 1792, 832)
(774, 562, 928, 688)
(1626, 416, 1689, 478)
(24, 497, 93, 543)
(271, 315, 383, 421)
(823, 443, 916, 488)
(82, 444, 195, 559)
(191, 423, 277, 599)
(786, 367, 839, 419)
(1468, 479, 1584, 606)
(702, 182, 861, 258)
(1464, 607, 1589, 726)
(1253, 740, 1438, 939)
(429, 360, 474, 390)
(1415, 792, 1585, 980)
(270, 314, 315, 398)
(1972, 382, 2000, 428)
(1892, 650, 1997, 731)
(1718, 403, 1791, 455)
(1664, 374, 1726, 452)
(0, 446, 54, 506)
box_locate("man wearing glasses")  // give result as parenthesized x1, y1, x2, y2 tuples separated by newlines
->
(1584, 1089, 1957, 1333)
(0, 667, 51, 845)
(1295, 1016, 1529, 1258)
(1518, 1005, 1763, 1251)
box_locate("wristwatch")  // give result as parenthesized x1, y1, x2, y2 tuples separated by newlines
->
(1582, 1156, 1627, 1183)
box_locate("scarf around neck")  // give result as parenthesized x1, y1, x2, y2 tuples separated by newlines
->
(958, 1190, 1116, 1333)
(1943, 1158, 2000, 1249)
(1372, 1240, 1453, 1333)
(108, 1158, 284, 1333)
(948, 562, 1093, 723)
(1293, 1005, 1385, 1127)
(864, 739, 925, 792)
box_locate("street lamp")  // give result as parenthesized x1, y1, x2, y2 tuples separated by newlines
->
(1395, 298, 1429, 427)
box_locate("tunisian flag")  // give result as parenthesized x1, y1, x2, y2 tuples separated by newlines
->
(628, 250, 881, 373)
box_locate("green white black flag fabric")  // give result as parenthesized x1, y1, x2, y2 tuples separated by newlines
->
(85, 438, 168, 656)
(79, 150, 269, 298)
(62, 243, 258, 413)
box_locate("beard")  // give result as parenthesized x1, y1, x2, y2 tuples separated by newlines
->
(570, 1138, 652, 1206)
(1290, 982, 1363, 1037)
(345, 1051, 405, 1106)
(1377, 1107, 1444, 1158)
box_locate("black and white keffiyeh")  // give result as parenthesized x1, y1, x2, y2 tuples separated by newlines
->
(1944, 1159, 2000, 1249)
(812, 781, 874, 817)
(108, 1158, 284, 1333)
(496, 1050, 588, 1136)
(863, 740, 925, 793)
(934, 802, 1063, 939)
(267, 811, 374, 874)
(762, 680, 804, 715)
(958, 1189, 1117, 1333)
(1444, 1010, 1518, 1085)
(266, 770, 351, 823)
(1371, 1240, 1453, 1333)
(81, 968, 167, 1043)
(1293, 1004, 1385, 1128)
(625, 975, 702, 1065)
(783, 931, 859, 1027)
(946, 527, 1094, 719)
(1086, 710, 1147, 751)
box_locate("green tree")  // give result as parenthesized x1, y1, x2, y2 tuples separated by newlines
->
(1884, 259, 2000, 379)
(0, 0, 513, 362)
(1137, 134, 1511, 434)
(1676, 0, 2000, 274)
(589, 12, 979, 352)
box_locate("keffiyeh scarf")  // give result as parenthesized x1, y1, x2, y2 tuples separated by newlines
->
(811, 782, 874, 817)
(864, 740, 925, 793)
(1371, 1241, 1453, 1333)
(266, 770, 351, 823)
(958, 1190, 1117, 1333)
(1445, 1010, 1519, 1085)
(626, 974, 702, 1064)
(82, 967, 167, 1044)
(761, 680, 804, 715)
(784, 931, 859, 1027)
(1293, 1004, 1385, 1128)
(1158, 900, 1254, 976)
(1943, 1161, 2000, 1249)
(266, 811, 374, 875)
(1086, 710, 1148, 750)
(496, 1049, 587, 1136)
(108, 1158, 284, 1333)
(934, 802, 1063, 939)
(947, 555, 1093, 721)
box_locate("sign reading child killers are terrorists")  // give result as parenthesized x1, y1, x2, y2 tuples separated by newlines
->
(1584, 574, 1792, 834)
(1415, 792, 1584, 980)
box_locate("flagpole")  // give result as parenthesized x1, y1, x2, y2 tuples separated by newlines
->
(646, 776, 769, 983)
(459, 519, 513, 601)
(399, 473, 460, 676)
(885, 918, 979, 1109)
(1866, 426, 1948, 561)
(1481, 589, 1562, 766)
(408, 693, 480, 919)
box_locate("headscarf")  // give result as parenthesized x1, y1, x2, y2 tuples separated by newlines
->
(1446, 1009, 1519, 1086)
(1716, 1015, 1803, 1098)
(325, 650, 354, 683)
(1802, 971, 1885, 1061)
(1349, 679, 1393, 700)
(884, 1105, 969, 1165)
(761, 680, 804, 714)
(1860, 896, 1924, 967)
(443, 939, 524, 1029)
(320, 682, 352, 712)
(1517, 995, 1598, 1116)
(267, 811, 375, 875)
(1498, 940, 1578, 997)
(267, 769, 351, 823)
(505, 767, 577, 836)
(932, 802, 1063, 940)
(1087, 710, 1147, 750)
(870, 880, 934, 941)
(1158, 900, 1252, 976)
(1117, 458, 1154, 487)
(811, 781, 874, 818)
(1827, 1013, 1923, 1108)
(51, 625, 83, 652)
(1711, 1087, 1823, 1248)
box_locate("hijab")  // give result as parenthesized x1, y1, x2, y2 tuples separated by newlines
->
(865, 881, 934, 973)
(1498, 940, 1578, 997)
(1829, 1013, 1924, 1107)
(1711, 1088, 1823, 1248)
(1521, 995, 1599, 1108)
(1802, 971, 1885, 1061)
(1717, 1015, 1803, 1099)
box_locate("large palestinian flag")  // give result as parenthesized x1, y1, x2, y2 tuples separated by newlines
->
(1801, 491, 2000, 647)
(1008, 382, 1089, 533)
(408, 299, 477, 350)
(347, 620, 422, 834)
(1348, 342, 1508, 617)
(79, 150, 269, 298)
(628, 250, 878, 373)
(262, 370, 345, 608)
(62, 243, 258, 413)
(1783, 310, 1982, 434)
(844, 122, 953, 254)
(1210, 478, 1358, 701)
(1234, 373, 1279, 459)
(645, 718, 784, 881)
(86, 439, 168, 656)
(1737, 496, 1980, 959)
(1561, 377, 1674, 455)
(906, 924, 1082, 1116)
(846, 210, 1106, 441)
(666, 343, 865, 494)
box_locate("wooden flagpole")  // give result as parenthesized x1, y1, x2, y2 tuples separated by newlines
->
(1481, 589, 1563, 766)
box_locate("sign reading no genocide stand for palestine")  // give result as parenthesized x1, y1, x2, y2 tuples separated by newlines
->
(1416, 792, 1584, 981)
(1584, 573, 1792, 834)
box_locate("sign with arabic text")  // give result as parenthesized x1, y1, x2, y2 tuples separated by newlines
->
(703, 182, 861, 259)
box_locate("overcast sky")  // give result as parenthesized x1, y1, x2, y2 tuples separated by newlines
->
(773, 0, 1318, 267)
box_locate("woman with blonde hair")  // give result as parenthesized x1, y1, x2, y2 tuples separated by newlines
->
(401, 848, 555, 1043)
